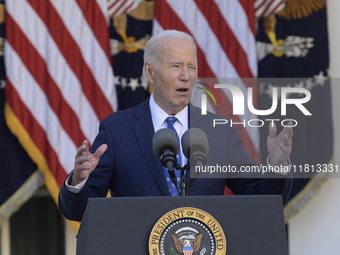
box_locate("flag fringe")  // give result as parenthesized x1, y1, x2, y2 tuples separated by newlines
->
(4, 103, 80, 232)
(283, 160, 334, 223)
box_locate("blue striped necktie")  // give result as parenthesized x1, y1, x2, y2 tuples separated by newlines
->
(164, 117, 182, 196)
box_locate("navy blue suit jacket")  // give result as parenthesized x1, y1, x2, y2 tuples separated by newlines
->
(58, 99, 292, 221)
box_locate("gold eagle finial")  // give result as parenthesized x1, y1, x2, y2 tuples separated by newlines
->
(262, 0, 326, 57)
(277, 0, 326, 20)
(111, 0, 154, 54)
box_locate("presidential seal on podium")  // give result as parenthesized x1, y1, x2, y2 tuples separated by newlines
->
(149, 207, 227, 255)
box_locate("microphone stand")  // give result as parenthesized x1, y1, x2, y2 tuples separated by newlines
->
(172, 156, 206, 196)
(174, 163, 190, 196)
(170, 161, 205, 196)
(179, 169, 186, 196)
(179, 163, 192, 196)
(170, 161, 204, 196)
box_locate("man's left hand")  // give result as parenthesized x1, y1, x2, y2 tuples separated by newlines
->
(267, 122, 293, 166)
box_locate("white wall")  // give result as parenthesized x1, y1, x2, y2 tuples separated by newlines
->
(288, 0, 340, 254)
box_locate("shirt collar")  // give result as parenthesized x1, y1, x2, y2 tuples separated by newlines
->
(149, 94, 188, 132)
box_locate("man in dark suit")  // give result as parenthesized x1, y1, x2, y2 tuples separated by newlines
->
(58, 30, 293, 222)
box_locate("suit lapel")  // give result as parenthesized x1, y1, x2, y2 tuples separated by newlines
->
(131, 99, 170, 196)
(188, 103, 204, 127)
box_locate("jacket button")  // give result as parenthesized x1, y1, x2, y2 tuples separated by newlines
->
(68, 198, 74, 206)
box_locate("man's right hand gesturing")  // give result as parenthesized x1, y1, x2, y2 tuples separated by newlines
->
(70, 140, 108, 186)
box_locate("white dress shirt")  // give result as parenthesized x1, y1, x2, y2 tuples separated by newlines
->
(149, 94, 188, 167)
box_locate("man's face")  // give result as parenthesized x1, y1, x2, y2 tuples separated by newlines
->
(146, 38, 198, 115)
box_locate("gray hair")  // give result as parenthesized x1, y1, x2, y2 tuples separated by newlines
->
(142, 30, 196, 82)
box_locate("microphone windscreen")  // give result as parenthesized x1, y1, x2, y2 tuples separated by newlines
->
(181, 128, 209, 158)
(152, 128, 180, 158)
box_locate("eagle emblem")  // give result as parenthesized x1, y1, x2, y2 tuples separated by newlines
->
(171, 228, 203, 255)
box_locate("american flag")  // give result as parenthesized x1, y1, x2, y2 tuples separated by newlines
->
(108, 0, 138, 16)
(153, 0, 260, 163)
(254, 0, 285, 18)
(4, 0, 117, 219)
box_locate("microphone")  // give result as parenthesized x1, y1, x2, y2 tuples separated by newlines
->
(152, 128, 180, 188)
(181, 128, 209, 168)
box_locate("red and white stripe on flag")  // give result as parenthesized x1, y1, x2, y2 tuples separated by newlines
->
(153, 0, 260, 164)
(254, 0, 285, 18)
(108, 0, 138, 16)
(4, 0, 116, 208)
